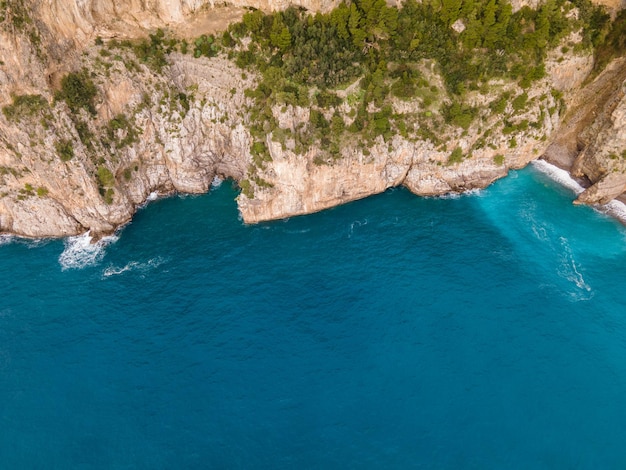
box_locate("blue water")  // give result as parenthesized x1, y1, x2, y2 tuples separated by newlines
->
(2, 166, 626, 469)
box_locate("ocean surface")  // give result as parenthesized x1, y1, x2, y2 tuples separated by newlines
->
(2, 163, 626, 469)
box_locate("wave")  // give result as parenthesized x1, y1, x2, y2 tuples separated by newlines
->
(597, 199, 626, 225)
(557, 236, 593, 301)
(348, 219, 368, 238)
(531, 160, 584, 195)
(1, 235, 52, 249)
(137, 191, 160, 210)
(532, 160, 626, 225)
(211, 176, 223, 188)
(432, 188, 484, 200)
(102, 257, 167, 278)
(58, 231, 118, 271)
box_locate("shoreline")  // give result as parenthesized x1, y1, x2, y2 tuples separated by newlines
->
(2, 160, 626, 243)
(531, 159, 626, 226)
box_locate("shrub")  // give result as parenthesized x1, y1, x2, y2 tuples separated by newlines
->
(493, 154, 504, 165)
(2, 94, 48, 122)
(443, 102, 477, 130)
(239, 179, 254, 198)
(96, 166, 115, 188)
(55, 139, 74, 161)
(56, 71, 97, 115)
(448, 147, 463, 164)
(512, 93, 528, 112)
(105, 114, 139, 149)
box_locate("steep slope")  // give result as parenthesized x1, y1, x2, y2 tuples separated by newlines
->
(0, 0, 623, 237)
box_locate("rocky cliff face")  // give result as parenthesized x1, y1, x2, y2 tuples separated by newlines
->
(543, 57, 626, 205)
(0, 0, 624, 238)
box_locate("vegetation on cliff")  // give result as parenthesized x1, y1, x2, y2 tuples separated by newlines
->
(0, 0, 620, 213)
(208, 0, 611, 177)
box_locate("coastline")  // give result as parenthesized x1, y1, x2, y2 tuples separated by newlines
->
(532, 159, 626, 225)
(3, 158, 626, 245)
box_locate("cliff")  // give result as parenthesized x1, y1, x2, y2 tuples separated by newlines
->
(0, 0, 624, 238)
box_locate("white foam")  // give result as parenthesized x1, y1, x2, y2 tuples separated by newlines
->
(531, 160, 584, 195)
(348, 219, 368, 238)
(59, 231, 118, 271)
(598, 199, 626, 224)
(432, 188, 483, 200)
(557, 236, 593, 301)
(0, 235, 13, 246)
(532, 160, 626, 224)
(102, 257, 166, 278)
(211, 176, 223, 188)
(147, 191, 159, 202)
(26, 239, 50, 249)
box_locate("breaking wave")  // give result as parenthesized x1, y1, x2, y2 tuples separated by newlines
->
(598, 199, 626, 225)
(433, 188, 484, 200)
(531, 160, 584, 194)
(211, 176, 223, 188)
(58, 232, 118, 271)
(102, 257, 167, 278)
(557, 236, 593, 301)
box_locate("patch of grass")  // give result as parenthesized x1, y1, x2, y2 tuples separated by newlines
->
(448, 147, 463, 164)
(2, 94, 48, 122)
(239, 179, 254, 198)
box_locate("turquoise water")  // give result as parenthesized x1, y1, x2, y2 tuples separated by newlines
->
(2, 165, 626, 468)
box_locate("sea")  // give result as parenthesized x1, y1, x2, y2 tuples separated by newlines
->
(2, 162, 626, 469)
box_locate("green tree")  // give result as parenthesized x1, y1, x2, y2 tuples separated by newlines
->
(270, 16, 292, 50)
(56, 71, 97, 115)
(441, 0, 462, 26)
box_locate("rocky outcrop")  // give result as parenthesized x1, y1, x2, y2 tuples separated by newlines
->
(0, 0, 625, 238)
(543, 58, 626, 206)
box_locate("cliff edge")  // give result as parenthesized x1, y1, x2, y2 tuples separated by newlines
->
(0, 0, 624, 238)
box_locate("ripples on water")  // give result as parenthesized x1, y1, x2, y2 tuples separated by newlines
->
(2, 168, 626, 468)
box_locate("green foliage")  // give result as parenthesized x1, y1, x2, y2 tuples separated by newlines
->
(2, 94, 48, 122)
(103, 188, 114, 204)
(592, 9, 626, 75)
(489, 93, 510, 114)
(194, 34, 219, 58)
(96, 166, 115, 188)
(104, 114, 139, 149)
(251, 140, 272, 166)
(239, 179, 255, 198)
(55, 139, 74, 162)
(211, 0, 610, 182)
(493, 154, 505, 165)
(512, 92, 528, 112)
(443, 102, 477, 130)
(132, 28, 172, 70)
(36, 186, 49, 197)
(448, 147, 463, 164)
(390, 65, 421, 99)
(73, 118, 94, 149)
(316, 90, 343, 108)
(56, 71, 97, 115)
